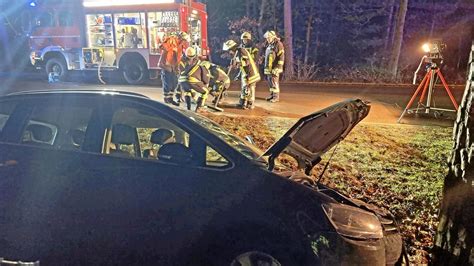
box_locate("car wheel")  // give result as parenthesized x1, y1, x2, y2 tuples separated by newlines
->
(45, 57, 68, 81)
(122, 60, 148, 85)
(230, 251, 282, 266)
(190, 227, 313, 266)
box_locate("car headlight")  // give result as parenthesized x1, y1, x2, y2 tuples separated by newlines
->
(322, 203, 383, 239)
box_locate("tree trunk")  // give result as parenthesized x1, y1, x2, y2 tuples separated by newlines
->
(383, 0, 396, 51)
(284, 0, 294, 78)
(388, 0, 408, 80)
(433, 42, 474, 265)
(304, 0, 315, 65)
(258, 0, 267, 36)
(247, 0, 251, 17)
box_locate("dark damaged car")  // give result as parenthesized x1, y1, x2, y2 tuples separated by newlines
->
(0, 90, 406, 265)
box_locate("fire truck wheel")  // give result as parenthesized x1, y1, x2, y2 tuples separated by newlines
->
(45, 58, 68, 81)
(122, 61, 148, 85)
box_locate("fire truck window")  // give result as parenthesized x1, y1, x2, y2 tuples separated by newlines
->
(188, 16, 202, 54)
(58, 12, 74, 27)
(86, 14, 114, 47)
(34, 12, 54, 28)
(148, 11, 179, 55)
(115, 13, 147, 49)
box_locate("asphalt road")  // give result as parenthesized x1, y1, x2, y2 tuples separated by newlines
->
(0, 71, 465, 127)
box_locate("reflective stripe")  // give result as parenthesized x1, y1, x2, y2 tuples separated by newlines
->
(248, 75, 260, 84)
(188, 63, 201, 77)
(188, 77, 201, 83)
(278, 61, 284, 65)
(277, 50, 284, 56)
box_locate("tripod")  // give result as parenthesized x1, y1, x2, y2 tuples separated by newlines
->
(397, 63, 458, 123)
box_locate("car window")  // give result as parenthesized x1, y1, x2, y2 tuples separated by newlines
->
(206, 146, 229, 167)
(0, 101, 18, 133)
(34, 12, 54, 27)
(106, 103, 230, 168)
(58, 12, 74, 27)
(20, 104, 94, 150)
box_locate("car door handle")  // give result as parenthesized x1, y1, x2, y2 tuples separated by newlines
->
(0, 160, 18, 168)
(0, 257, 40, 265)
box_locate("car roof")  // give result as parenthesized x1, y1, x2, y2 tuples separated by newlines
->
(5, 89, 151, 99)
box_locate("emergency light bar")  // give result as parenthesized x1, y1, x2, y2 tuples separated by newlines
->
(83, 0, 175, 7)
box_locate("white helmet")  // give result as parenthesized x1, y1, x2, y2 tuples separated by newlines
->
(223, 40, 238, 51)
(263, 30, 277, 40)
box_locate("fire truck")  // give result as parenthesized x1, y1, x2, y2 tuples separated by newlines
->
(28, 0, 209, 84)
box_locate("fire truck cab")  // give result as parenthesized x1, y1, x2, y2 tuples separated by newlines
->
(28, 0, 209, 85)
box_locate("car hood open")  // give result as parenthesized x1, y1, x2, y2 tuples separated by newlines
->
(263, 99, 370, 174)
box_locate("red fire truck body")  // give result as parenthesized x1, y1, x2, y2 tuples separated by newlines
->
(29, 0, 209, 84)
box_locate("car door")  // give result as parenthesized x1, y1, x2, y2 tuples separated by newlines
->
(0, 94, 252, 264)
(63, 97, 247, 264)
(0, 94, 111, 264)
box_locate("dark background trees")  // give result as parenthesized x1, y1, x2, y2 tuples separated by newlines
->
(0, 0, 473, 82)
(203, 0, 474, 82)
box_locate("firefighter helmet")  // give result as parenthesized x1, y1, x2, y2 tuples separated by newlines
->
(263, 30, 277, 39)
(241, 32, 252, 40)
(179, 31, 191, 42)
(223, 40, 238, 51)
(185, 47, 197, 58)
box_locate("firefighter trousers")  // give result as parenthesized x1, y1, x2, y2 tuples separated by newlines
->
(266, 74, 280, 93)
(161, 69, 178, 99)
(180, 81, 209, 110)
(241, 78, 256, 104)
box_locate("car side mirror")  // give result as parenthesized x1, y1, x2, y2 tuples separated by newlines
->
(158, 143, 194, 164)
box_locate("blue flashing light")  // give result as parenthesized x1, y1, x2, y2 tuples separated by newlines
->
(29, 1, 37, 7)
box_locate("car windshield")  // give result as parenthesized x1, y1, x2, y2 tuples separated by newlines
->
(179, 110, 268, 164)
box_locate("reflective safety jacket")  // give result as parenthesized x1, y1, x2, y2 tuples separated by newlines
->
(200, 61, 230, 87)
(158, 35, 186, 72)
(178, 58, 210, 86)
(236, 48, 261, 85)
(241, 43, 259, 62)
(264, 38, 285, 75)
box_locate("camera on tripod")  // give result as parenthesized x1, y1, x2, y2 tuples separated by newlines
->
(422, 39, 446, 66)
(398, 39, 457, 123)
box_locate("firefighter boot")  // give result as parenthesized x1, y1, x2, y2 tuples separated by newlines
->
(164, 96, 180, 106)
(247, 101, 255, 110)
(185, 95, 192, 111)
(195, 97, 206, 113)
(237, 98, 248, 109)
(266, 92, 274, 101)
(175, 92, 182, 104)
(269, 93, 280, 103)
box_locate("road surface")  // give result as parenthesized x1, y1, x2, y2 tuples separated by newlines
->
(0, 73, 465, 126)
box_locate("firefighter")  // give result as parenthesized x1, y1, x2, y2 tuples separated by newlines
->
(158, 31, 190, 106)
(178, 47, 210, 112)
(223, 39, 261, 110)
(200, 61, 230, 106)
(263, 30, 284, 103)
(240, 31, 259, 62)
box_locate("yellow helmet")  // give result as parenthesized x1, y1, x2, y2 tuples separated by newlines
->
(241, 32, 252, 40)
(179, 31, 191, 42)
(185, 47, 197, 58)
(263, 30, 277, 39)
(223, 40, 238, 51)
